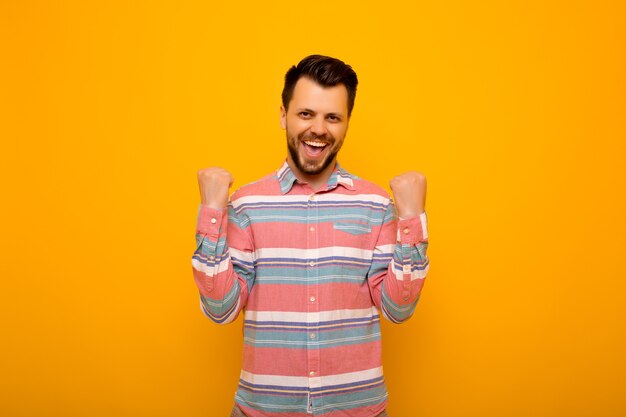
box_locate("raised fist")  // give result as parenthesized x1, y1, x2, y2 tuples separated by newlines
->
(389, 171, 427, 219)
(197, 167, 234, 209)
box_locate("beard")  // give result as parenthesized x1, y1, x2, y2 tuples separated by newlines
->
(286, 130, 341, 176)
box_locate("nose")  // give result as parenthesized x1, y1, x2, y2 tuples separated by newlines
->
(310, 116, 326, 137)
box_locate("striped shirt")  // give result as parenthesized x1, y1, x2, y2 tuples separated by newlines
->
(192, 161, 429, 417)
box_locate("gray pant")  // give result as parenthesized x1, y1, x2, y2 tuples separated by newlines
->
(230, 405, 389, 417)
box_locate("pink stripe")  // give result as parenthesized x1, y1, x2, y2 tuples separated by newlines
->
(253, 221, 382, 249)
(247, 282, 378, 312)
(241, 340, 383, 377)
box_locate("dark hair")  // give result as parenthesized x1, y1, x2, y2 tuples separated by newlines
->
(282, 55, 358, 117)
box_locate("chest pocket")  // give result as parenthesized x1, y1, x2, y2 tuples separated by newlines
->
(332, 220, 372, 235)
(329, 220, 376, 302)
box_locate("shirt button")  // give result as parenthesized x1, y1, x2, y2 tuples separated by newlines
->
(210, 218, 217, 224)
(309, 371, 316, 377)
(309, 195, 316, 201)
(309, 226, 315, 232)
(403, 227, 410, 235)
(309, 296, 316, 303)
(403, 265, 411, 273)
(209, 255, 215, 261)
(309, 333, 316, 340)
(309, 261, 316, 267)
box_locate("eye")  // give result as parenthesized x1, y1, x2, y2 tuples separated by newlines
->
(299, 111, 312, 119)
(327, 115, 341, 122)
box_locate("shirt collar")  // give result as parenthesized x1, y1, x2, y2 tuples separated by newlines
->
(276, 160, 355, 194)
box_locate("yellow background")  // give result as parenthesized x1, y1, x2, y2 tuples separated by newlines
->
(1, 1, 625, 416)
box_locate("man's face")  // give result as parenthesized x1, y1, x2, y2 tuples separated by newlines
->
(281, 77, 350, 178)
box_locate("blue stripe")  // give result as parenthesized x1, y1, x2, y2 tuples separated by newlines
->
(239, 380, 309, 393)
(238, 200, 386, 208)
(244, 325, 381, 349)
(201, 282, 240, 323)
(254, 275, 368, 285)
(193, 247, 231, 267)
(235, 383, 387, 412)
(245, 315, 379, 328)
(258, 255, 372, 264)
(380, 282, 418, 323)
(311, 376, 384, 394)
(393, 259, 430, 272)
(243, 322, 378, 333)
(232, 256, 254, 269)
(238, 376, 384, 395)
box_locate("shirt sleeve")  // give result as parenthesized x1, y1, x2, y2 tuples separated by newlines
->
(366, 201, 429, 323)
(191, 201, 256, 324)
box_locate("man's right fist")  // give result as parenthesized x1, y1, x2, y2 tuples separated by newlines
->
(197, 167, 234, 209)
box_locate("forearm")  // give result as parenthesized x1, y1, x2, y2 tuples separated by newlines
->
(381, 213, 429, 322)
(369, 208, 430, 323)
(191, 204, 254, 324)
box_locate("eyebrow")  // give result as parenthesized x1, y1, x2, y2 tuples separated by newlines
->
(296, 108, 344, 118)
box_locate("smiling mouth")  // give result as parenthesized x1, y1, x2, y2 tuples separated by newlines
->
(302, 140, 329, 157)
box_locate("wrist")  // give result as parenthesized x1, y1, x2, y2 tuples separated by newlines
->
(201, 199, 228, 210)
(397, 208, 424, 219)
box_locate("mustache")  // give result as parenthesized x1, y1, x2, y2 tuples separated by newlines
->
(298, 132, 332, 142)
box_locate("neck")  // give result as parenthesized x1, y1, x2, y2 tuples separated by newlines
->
(286, 156, 337, 192)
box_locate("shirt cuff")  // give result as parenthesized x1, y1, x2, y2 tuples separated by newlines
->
(397, 211, 428, 245)
(197, 204, 227, 238)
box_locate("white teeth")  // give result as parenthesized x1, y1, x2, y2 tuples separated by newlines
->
(304, 141, 327, 147)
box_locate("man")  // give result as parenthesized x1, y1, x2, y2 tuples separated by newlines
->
(192, 55, 429, 417)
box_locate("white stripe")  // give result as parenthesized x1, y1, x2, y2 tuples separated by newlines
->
(337, 175, 354, 188)
(240, 369, 309, 387)
(394, 265, 404, 281)
(233, 193, 389, 206)
(240, 366, 383, 388)
(318, 193, 388, 205)
(276, 163, 289, 178)
(374, 244, 395, 254)
(241, 214, 383, 223)
(230, 248, 255, 263)
(256, 246, 373, 260)
(414, 263, 429, 280)
(192, 258, 213, 276)
(244, 307, 378, 323)
(215, 257, 231, 274)
(394, 261, 429, 281)
(234, 194, 310, 205)
(192, 256, 240, 276)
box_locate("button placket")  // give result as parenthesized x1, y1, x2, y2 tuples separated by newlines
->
(305, 192, 321, 411)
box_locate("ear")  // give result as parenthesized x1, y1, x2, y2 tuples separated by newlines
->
(280, 106, 286, 130)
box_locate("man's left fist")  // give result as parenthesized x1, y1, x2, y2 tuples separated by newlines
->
(389, 171, 427, 219)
